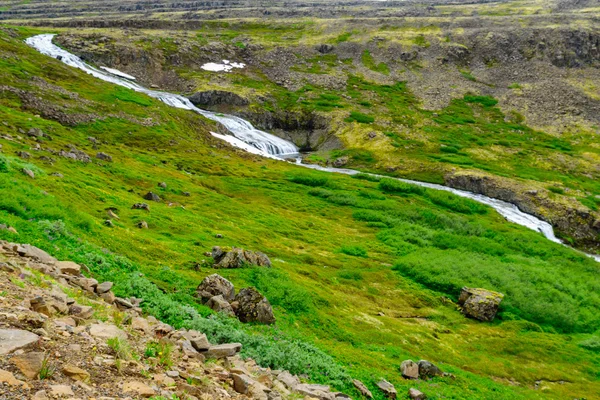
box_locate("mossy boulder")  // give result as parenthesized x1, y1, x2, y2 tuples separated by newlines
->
(458, 287, 504, 322)
(211, 246, 271, 269)
(233, 287, 275, 325)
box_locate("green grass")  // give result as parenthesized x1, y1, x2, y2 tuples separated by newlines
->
(361, 50, 389, 74)
(0, 25, 599, 400)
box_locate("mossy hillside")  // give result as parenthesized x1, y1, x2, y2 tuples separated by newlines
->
(1, 27, 599, 399)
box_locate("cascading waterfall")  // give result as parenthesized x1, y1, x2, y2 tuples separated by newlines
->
(25, 34, 298, 157)
(26, 33, 599, 261)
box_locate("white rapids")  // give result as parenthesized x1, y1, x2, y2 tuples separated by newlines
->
(26, 33, 599, 260)
(26, 34, 297, 157)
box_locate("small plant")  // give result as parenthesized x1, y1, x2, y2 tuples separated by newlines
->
(39, 354, 55, 380)
(9, 277, 25, 288)
(548, 186, 565, 195)
(145, 340, 173, 368)
(107, 336, 136, 367)
(579, 337, 600, 353)
(112, 310, 126, 328)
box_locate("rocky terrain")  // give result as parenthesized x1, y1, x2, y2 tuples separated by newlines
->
(2, 240, 421, 400)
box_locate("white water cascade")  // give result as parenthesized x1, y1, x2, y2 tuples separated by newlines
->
(27, 33, 599, 260)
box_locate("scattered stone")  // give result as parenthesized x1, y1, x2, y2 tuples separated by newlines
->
(104, 219, 114, 227)
(232, 373, 254, 394)
(106, 209, 119, 220)
(123, 381, 156, 397)
(0, 368, 28, 388)
(204, 343, 242, 359)
(115, 297, 134, 309)
(408, 388, 427, 400)
(277, 371, 300, 390)
(295, 383, 334, 400)
(137, 220, 149, 229)
(212, 246, 271, 269)
(215, 233, 224, 238)
(131, 317, 151, 333)
(234, 287, 275, 325)
(144, 192, 161, 202)
(50, 384, 74, 397)
(62, 364, 90, 382)
(96, 281, 113, 294)
(183, 191, 191, 196)
(376, 379, 396, 399)
(50, 172, 64, 178)
(400, 360, 419, 379)
(158, 182, 167, 188)
(96, 152, 113, 162)
(189, 333, 211, 352)
(132, 203, 150, 210)
(0, 329, 39, 355)
(22, 168, 35, 178)
(89, 323, 127, 340)
(418, 360, 442, 379)
(333, 156, 349, 167)
(206, 295, 235, 316)
(17, 151, 31, 159)
(11, 351, 44, 379)
(196, 274, 236, 303)
(100, 291, 116, 304)
(30, 296, 53, 317)
(27, 128, 45, 138)
(69, 304, 94, 319)
(352, 379, 373, 399)
(32, 390, 49, 400)
(57, 260, 81, 275)
(166, 370, 179, 378)
(458, 287, 504, 322)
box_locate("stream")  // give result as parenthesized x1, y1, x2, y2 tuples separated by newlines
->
(27, 33, 598, 260)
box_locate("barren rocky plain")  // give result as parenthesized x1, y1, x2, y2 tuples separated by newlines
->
(0, 0, 599, 399)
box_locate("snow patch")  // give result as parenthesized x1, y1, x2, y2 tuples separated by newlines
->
(100, 66, 136, 80)
(201, 60, 246, 72)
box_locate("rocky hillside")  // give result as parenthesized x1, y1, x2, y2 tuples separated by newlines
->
(2, 241, 391, 400)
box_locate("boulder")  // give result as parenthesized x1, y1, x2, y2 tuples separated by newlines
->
(137, 220, 149, 229)
(56, 261, 81, 276)
(131, 317, 151, 334)
(16, 244, 56, 264)
(400, 360, 419, 379)
(277, 371, 300, 390)
(206, 295, 235, 316)
(0, 369, 28, 388)
(69, 304, 94, 319)
(96, 281, 113, 294)
(316, 44, 335, 54)
(232, 373, 255, 394)
(204, 343, 242, 359)
(196, 274, 235, 303)
(189, 334, 211, 352)
(49, 385, 74, 397)
(132, 203, 150, 211)
(295, 383, 335, 400)
(11, 351, 44, 379)
(409, 388, 427, 400)
(96, 152, 112, 162)
(376, 379, 396, 399)
(0, 329, 39, 355)
(352, 379, 373, 398)
(144, 192, 161, 202)
(458, 287, 504, 322)
(158, 182, 167, 188)
(418, 360, 442, 379)
(212, 246, 271, 269)
(234, 287, 275, 325)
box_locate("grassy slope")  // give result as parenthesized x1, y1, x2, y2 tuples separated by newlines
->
(89, 17, 600, 240)
(1, 26, 599, 399)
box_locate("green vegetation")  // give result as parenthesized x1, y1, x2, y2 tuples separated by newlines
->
(361, 50, 389, 74)
(0, 26, 599, 400)
(345, 111, 375, 124)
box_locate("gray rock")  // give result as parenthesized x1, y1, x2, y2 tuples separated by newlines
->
(0, 329, 39, 355)
(458, 287, 504, 322)
(418, 360, 442, 379)
(295, 383, 334, 400)
(206, 295, 234, 316)
(144, 192, 161, 202)
(132, 203, 150, 211)
(409, 388, 427, 400)
(376, 379, 396, 399)
(137, 221, 149, 229)
(400, 360, 419, 379)
(96, 281, 113, 294)
(234, 287, 275, 325)
(277, 371, 300, 390)
(16, 244, 56, 264)
(189, 333, 211, 352)
(96, 152, 113, 162)
(352, 379, 373, 398)
(158, 182, 167, 188)
(212, 246, 271, 269)
(196, 274, 235, 303)
(204, 343, 242, 359)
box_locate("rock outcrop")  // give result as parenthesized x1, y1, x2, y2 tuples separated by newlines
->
(189, 90, 249, 107)
(458, 287, 504, 322)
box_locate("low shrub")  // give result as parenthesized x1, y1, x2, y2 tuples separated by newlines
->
(379, 179, 425, 195)
(339, 245, 368, 257)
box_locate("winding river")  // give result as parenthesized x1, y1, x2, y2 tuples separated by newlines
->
(28, 33, 595, 259)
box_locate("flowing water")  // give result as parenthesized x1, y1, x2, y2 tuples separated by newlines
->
(28, 33, 599, 260)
